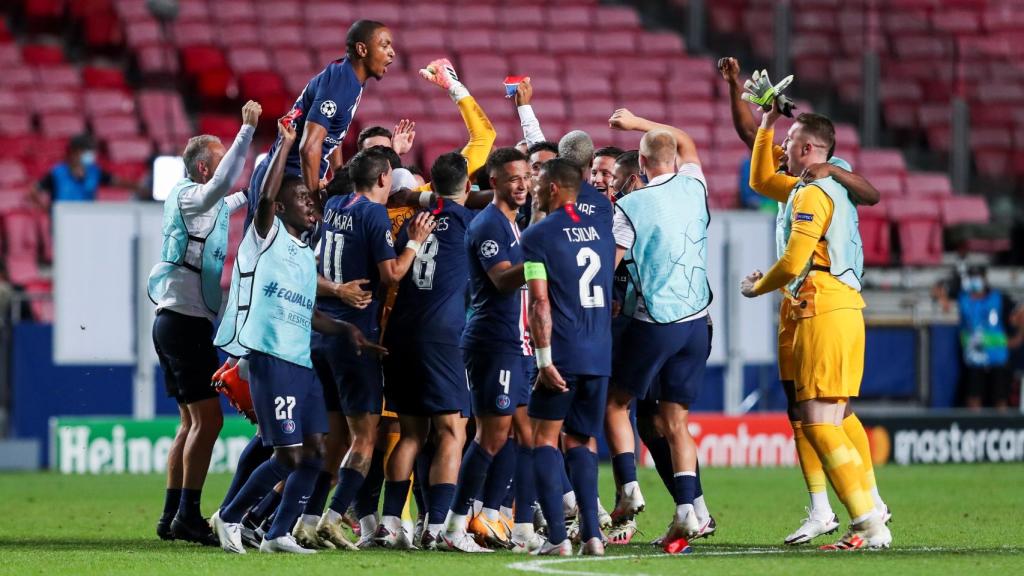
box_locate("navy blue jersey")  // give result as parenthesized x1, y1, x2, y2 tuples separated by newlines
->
(521, 203, 614, 376)
(387, 199, 477, 345)
(277, 58, 363, 179)
(462, 203, 531, 355)
(316, 193, 395, 328)
(574, 182, 613, 229)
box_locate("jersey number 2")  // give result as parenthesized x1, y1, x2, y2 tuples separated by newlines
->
(577, 247, 605, 308)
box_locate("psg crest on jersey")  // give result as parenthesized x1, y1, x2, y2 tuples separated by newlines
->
(281, 419, 296, 434)
(496, 394, 511, 410)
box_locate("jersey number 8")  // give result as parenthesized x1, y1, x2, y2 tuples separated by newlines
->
(412, 233, 439, 290)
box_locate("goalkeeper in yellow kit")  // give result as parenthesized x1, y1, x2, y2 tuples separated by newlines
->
(740, 99, 892, 551)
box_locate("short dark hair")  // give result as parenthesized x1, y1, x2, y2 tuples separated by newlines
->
(405, 164, 424, 177)
(69, 133, 95, 153)
(614, 150, 640, 176)
(430, 152, 469, 198)
(367, 144, 402, 169)
(357, 125, 393, 150)
(346, 19, 387, 59)
(796, 113, 836, 158)
(527, 141, 558, 157)
(325, 170, 353, 198)
(279, 175, 304, 200)
(594, 146, 625, 161)
(347, 147, 392, 191)
(540, 157, 582, 194)
(486, 147, 529, 177)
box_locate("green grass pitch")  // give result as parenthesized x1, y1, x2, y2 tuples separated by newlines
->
(1, 464, 1022, 575)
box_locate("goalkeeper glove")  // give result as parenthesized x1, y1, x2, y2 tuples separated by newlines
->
(741, 69, 794, 109)
(419, 58, 471, 103)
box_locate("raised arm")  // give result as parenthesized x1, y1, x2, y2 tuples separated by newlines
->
(515, 77, 547, 146)
(186, 101, 261, 213)
(255, 117, 297, 238)
(800, 163, 881, 206)
(608, 108, 700, 166)
(299, 121, 328, 201)
(749, 103, 799, 203)
(718, 57, 758, 150)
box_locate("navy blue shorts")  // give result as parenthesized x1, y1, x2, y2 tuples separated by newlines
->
(312, 331, 384, 416)
(383, 341, 471, 417)
(464, 349, 528, 416)
(248, 351, 328, 447)
(528, 374, 609, 440)
(310, 334, 343, 414)
(612, 316, 708, 406)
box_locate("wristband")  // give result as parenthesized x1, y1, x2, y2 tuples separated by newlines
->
(418, 192, 432, 208)
(535, 347, 553, 368)
(405, 240, 422, 254)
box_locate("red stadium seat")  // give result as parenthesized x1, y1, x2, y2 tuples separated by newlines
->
(124, 20, 163, 48)
(858, 149, 906, 176)
(460, 54, 509, 79)
(228, 48, 272, 74)
(220, 24, 261, 48)
(216, 0, 258, 24)
(107, 137, 154, 163)
(255, 0, 302, 25)
(449, 30, 497, 54)
(888, 199, 942, 265)
(614, 77, 662, 100)
(500, 6, 545, 29)
(595, 6, 641, 29)
(857, 203, 891, 266)
(0, 66, 34, 89)
(40, 113, 86, 139)
(38, 64, 82, 89)
(265, 24, 304, 49)
(172, 20, 216, 47)
(544, 31, 590, 54)
(564, 77, 613, 100)
(83, 66, 128, 90)
(0, 160, 28, 187)
(138, 90, 192, 140)
(92, 114, 141, 140)
(402, 29, 448, 53)
(548, 6, 594, 28)
(84, 90, 136, 116)
(21, 44, 65, 66)
(592, 31, 638, 56)
(32, 89, 78, 114)
(404, 4, 452, 27)
(198, 114, 243, 142)
(904, 172, 952, 197)
(638, 32, 686, 56)
(136, 46, 180, 75)
(941, 196, 989, 227)
(453, 6, 499, 27)
(181, 45, 228, 76)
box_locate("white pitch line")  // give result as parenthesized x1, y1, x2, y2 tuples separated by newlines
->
(506, 547, 1021, 576)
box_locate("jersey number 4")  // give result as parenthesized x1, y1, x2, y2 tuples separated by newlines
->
(577, 247, 605, 308)
(412, 233, 439, 290)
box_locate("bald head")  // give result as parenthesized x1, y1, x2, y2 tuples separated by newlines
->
(558, 130, 594, 174)
(639, 129, 677, 168)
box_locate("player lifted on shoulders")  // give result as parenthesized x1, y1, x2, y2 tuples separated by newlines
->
(245, 19, 395, 229)
(523, 158, 616, 557)
(740, 100, 891, 551)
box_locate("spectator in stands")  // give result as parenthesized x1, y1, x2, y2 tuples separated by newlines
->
(943, 265, 1022, 411)
(30, 134, 136, 205)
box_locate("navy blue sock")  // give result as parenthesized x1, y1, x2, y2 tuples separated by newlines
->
(303, 470, 333, 517)
(220, 435, 273, 510)
(672, 472, 697, 506)
(502, 482, 515, 509)
(513, 444, 535, 523)
(162, 488, 182, 520)
(560, 459, 573, 496)
(566, 447, 600, 542)
(265, 457, 321, 540)
(534, 446, 567, 543)
(328, 467, 366, 515)
(354, 449, 386, 518)
(647, 436, 675, 495)
(382, 480, 412, 518)
(481, 439, 515, 510)
(611, 452, 637, 486)
(696, 461, 703, 499)
(248, 488, 282, 525)
(414, 446, 433, 517)
(427, 483, 456, 526)
(452, 442, 493, 516)
(177, 488, 203, 522)
(221, 457, 290, 523)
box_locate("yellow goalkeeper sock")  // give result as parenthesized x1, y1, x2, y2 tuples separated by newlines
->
(842, 413, 876, 490)
(802, 423, 875, 522)
(791, 421, 828, 495)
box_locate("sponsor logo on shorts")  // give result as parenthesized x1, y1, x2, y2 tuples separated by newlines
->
(281, 419, 296, 434)
(480, 240, 499, 259)
(496, 394, 511, 410)
(320, 100, 337, 118)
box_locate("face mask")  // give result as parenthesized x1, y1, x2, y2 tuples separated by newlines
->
(965, 276, 984, 294)
(80, 151, 96, 166)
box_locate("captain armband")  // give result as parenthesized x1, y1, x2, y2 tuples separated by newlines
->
(524, 261, 547, 281)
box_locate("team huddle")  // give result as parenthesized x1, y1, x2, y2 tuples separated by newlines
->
(147, 20, 893, 557)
